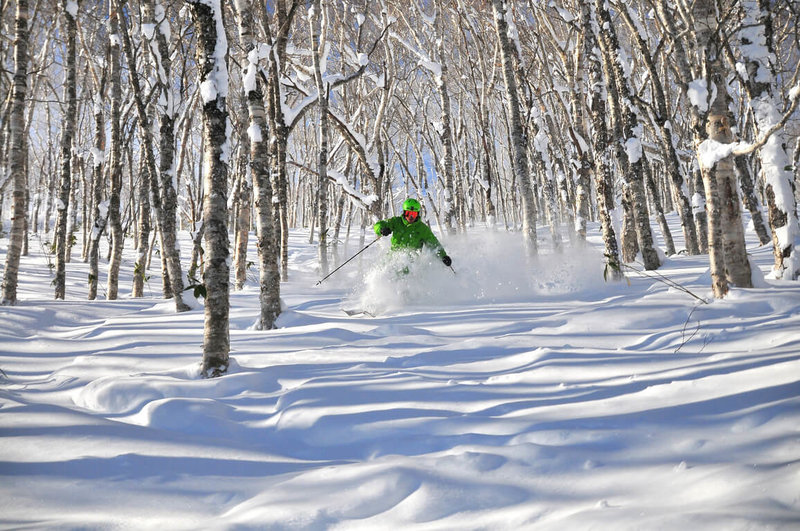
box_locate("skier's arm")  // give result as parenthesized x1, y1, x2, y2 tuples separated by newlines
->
(422, 226, 450, 262)
(374, 220, 391, 236)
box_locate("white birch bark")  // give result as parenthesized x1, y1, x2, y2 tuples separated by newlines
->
(739, 0, 800, 279)
(186, 0, 231, 377)
(310, 0, 330, 276)
(491, 0, 537, 255)
(1, 0, 29, 305)
(235, 0, 281, 330)
(54, 0, 78, 300)
(87, 84, 108, 301)
(106, 4, 124, 300)
(693, 0, 752, 296)
(144, 0, 191, 310)
(593, 0, 660, 270)
(580, 0, 621, 278)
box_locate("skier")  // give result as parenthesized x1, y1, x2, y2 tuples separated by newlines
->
(373, 198, 453, 269)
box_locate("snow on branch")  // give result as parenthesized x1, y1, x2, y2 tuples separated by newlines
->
(389, 32, 442, 85)
(328, 169, 378, 208)
(732, 88, 800, 157)
(327, 106, 381, 183)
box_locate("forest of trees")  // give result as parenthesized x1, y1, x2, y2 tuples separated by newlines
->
(1, 0, 798, 375)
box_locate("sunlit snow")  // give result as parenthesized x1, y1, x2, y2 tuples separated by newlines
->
(1, 216, 799, 529)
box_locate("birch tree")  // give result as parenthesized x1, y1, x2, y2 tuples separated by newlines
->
(615, 0, 700, 256)
(1, 0, 29, 305)
(186, 0, 231, 377)
(106, 3, 124, 300)
(87, 58, 108, 301)
(54, 0, 79, 300)
(580, 0, 621, 279)
(491, 0, 537, 255)
(693, 0, 752, 297)
(310, 0, 331, 275)
(593, 0, 660, 271)
(143, 0, 191, 310)
(737, 0, 800, 280)
(235, 0, 281, 330)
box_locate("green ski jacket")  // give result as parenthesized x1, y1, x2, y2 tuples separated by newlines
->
(373, 217, 447, 258)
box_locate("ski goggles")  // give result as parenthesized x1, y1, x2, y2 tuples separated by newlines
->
(403, 209, 419, 223)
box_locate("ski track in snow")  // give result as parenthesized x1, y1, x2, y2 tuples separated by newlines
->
(1, 221, 799, 529)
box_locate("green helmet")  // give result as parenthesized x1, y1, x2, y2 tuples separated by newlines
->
(402, 198, 421, 212)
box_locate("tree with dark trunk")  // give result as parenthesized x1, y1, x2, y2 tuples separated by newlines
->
(186, 0, 231, 377)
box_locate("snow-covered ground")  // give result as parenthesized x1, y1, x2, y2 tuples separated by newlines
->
(1, 218, 799, 529)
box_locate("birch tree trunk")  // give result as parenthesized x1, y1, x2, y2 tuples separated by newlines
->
(114, 9, 155, 297)
(132, 151, 151, 298)
(66, 153, 80, 263)
(187, 0, 230, 377)
(594, 0, 659, 270)
(1, 0, 29, 305)
(740, 0, 800, 279)
(232, 141, 251, 291)
(644, 157, 676, 255)
(106, 5, 124, 300)
(263, 1, 300, 281)
(120, 0, 190, 310)
(694, 0, 751, 296)
(311, 0, 330, 276)
(491, 0, 537, 255)
(435, 0, 457, 234)
(654, 0, 709, 254)
(88, 83, 108, 301)
(54, 0, 78, 300)
(580, 0, 621, 279)
(145, 0, 190, 310)
(734, 154, 771, 245)
(236, 0, 281, 330)
(617, 1, 699, 255)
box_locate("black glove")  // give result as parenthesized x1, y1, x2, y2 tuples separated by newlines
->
(380, 226, 392, 236)
(442, 255, 452, 267)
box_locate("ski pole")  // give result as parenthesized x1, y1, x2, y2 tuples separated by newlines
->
(316, 236, 381, 286)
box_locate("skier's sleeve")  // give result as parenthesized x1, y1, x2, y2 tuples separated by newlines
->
(374, 220, 388, 236)
(422, 225, 447, 258)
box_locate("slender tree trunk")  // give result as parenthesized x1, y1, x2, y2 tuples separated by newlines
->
(232, 142, 251, 291)
(311, 0, 330, 276)
(235, 0, 281, 330)
(734, 155, 771, 245)
(581, 0, 621, 279)
(88, 91, 108, 300)
(691, 165, 709, 254)
(132, 152, 150, 297)
(740, 0, 800, 279)
(106, 5, 124, 300)
(435, 0, 456, 234)
(644, 158, 676, 256)
(187, 0, 230, 377)
(594, 0, 659, 270)
(66, 153, 80, 263)
(492, 0, 537, 255)
(618, 2, 698, 255)
(120, 0, 190, 310)
(54, 0, 78, 300)
(263, 3, 298, 281)
(1, 0, 29, 305)
(145, 0, 190, 309)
